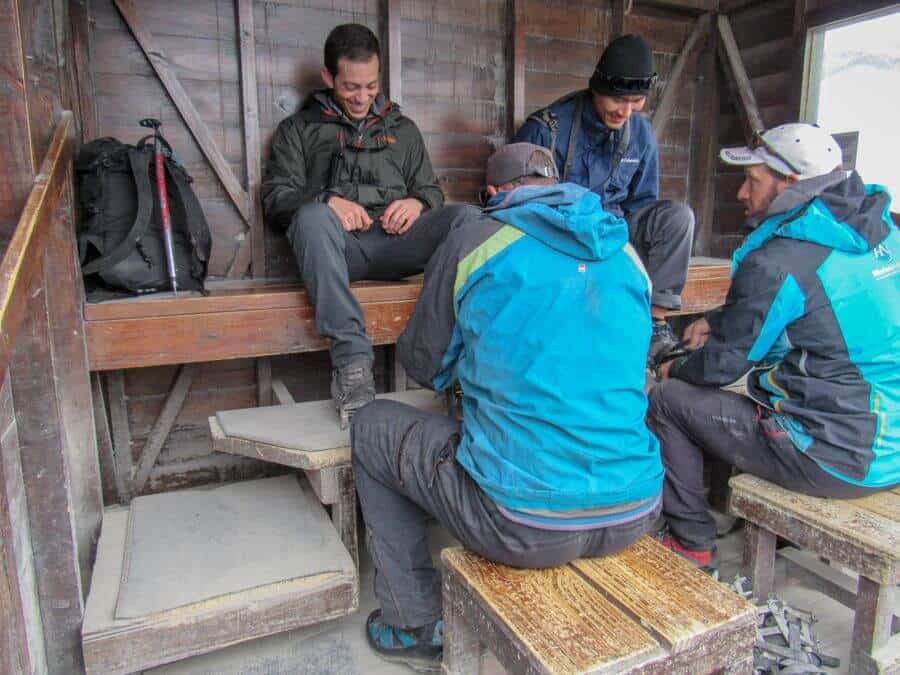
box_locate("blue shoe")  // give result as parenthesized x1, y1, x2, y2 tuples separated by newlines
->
(365, 609, 443, 672)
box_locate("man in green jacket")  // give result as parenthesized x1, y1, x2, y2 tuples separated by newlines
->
(262, 23, 466, 425)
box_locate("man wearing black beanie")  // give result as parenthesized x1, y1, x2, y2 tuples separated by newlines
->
(514, 34, 695, 362)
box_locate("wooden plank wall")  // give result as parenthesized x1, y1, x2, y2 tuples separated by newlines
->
(711, 0, 796, 255)
(83, 0, 701, 499)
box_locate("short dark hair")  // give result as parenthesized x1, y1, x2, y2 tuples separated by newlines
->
(324, 24, 380, 77)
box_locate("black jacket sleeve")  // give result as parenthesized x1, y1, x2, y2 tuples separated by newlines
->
(670, 251, 800, 385)
(397, 228, 462, 389)
(261, 116, 324, 229)
(402, 122, 444, 211)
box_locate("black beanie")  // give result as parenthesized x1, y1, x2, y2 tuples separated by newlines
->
(589, 34, 656, 96)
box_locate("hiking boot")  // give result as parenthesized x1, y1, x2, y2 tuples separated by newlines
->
(365, 609, 443, 673)
(648, 320, 679, 366)
(331, 358, 375, 429)
(657, 532, 717, 573)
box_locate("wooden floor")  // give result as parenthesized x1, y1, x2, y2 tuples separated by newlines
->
(146, 519, 860, 675)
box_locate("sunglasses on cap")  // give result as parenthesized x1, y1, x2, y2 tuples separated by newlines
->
(749, 130, 803, 175)
(592, 73, 658, 93)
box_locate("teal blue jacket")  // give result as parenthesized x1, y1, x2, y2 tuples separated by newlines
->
(398, 184, 663, 511)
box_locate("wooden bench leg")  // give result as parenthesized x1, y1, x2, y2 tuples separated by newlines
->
(331, 465, 359, 570)
(850, 576, 895, 674)
(743, 522, 776, 599)
(442, 580, 481, 675)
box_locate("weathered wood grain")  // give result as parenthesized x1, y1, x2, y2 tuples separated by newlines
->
(571, 537, 755, 655)
(0, 112, 74, 380)
(729, 474, 900, 585)
(112, 0, 251, 224)
(105, 370, 134, 502)
(506, 0, 525, 138)
(716, 13, 764, 139)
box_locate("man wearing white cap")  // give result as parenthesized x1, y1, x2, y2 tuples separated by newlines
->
(648, 123, 900, 569)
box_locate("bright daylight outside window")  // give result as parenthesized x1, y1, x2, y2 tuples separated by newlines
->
(803, 7, 900, 213)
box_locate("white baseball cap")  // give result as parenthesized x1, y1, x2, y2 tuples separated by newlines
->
(719, 123, 842, 180)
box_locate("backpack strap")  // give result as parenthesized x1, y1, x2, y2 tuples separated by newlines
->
(81, 147, 155, 275)
(603, 117, 631, 189)
(165, 162, 212, 264)
(562, 92, 586, 182)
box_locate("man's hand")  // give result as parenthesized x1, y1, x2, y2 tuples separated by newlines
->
(682, 317, 711, 349)
(657, 359, 675, 381)
(382, 198, 424, 235)
(328, 196, 373, 232)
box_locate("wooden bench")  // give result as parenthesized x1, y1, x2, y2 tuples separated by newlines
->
(441, 536, 757, 674)
(84, 257, 732, 371)
(210, 388, 447, 570)
(729, 474, 900, 674)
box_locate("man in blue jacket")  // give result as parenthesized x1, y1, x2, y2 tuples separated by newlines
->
(514, 34, 694, 361)
(351, 143, 663, 671)
(652, 123, 900, 568)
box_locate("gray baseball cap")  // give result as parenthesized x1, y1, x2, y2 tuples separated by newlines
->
(486, 143, 559, 187)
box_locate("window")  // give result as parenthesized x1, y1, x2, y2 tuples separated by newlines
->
(802, 7, 900, 205)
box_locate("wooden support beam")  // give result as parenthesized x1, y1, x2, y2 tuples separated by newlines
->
(788, 0, 808, 118)
(235, 0, 273, 402)
(719, 0, 763, 13)
(636, 0, 718, 12)
(91, 373, 120, 504)
(716, 13, 764, 139)
(688, 19, 719, 256)
(69, 0, 99, 142)
(271, 379, 295, 405)
(381, 0, 402, 105)
(652, 12, 712, 139)
(506, 0, 525, 139)
(132, 363, 198, 494)
(105, 371, 133, 503)
(610, 0, 629, 40)
(113, 0, 251, 225)
(0, 113, 75, 380)
(236, 0, 264, 279)
(0, 373, 47, 674)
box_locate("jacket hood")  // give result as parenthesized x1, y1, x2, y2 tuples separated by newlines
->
(300, 90, 396, 125)
(755, 170, 893, 255)
(484, 183, 628, 261)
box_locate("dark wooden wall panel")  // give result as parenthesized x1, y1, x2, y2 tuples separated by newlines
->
(711, 0, 797, 257)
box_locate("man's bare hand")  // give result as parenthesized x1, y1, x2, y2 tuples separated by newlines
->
(682, 317, 711, 349)
(382, 198, 424, 235)
(657, 359, 674, 381)
(328, 196, 373, 232)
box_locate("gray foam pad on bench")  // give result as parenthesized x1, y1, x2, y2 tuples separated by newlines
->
(115, 474, 353, 619)
(215, 389, 446, 452)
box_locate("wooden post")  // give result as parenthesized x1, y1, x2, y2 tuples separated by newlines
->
(688, 20, 718, 255)
(652, 13, 712, 140)
(381, 0, 402, 105)
(506, 0, 525, 139)
(442, 579, 482, 674)
(610, 0, 629, 40)
(0, 374, 47, 674)
(716, 13, 764, 139)
(850, 577, 895, 674)
(132, 364, 198, 494)
(788, 0, 808, 118)
(105, 371, 134, 503)
(743, 522, 776, 599)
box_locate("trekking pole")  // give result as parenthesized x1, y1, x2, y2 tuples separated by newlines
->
(140, 118, 179, 295)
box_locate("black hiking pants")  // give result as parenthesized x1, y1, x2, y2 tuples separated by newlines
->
(287, 203, 472, 369)
(625, 199, 695, 311)
(351, 399, 660, 629)
(647, 378, 882, 552)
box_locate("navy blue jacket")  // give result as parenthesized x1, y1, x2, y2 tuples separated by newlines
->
(513, 92, 659, 217)
(671, 171, 900, 488)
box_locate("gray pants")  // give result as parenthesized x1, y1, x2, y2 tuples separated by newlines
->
(287, 203, 472, 368)
(647, 379, 881, 551)
(351, 399, 660, 628)
(625, 200, 695, 310)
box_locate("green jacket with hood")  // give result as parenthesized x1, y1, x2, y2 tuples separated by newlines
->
(262, 91, 444, 229)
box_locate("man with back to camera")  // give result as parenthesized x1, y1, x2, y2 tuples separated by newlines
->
(514, 33, 695, 363)
(650, 123, 900, 568)
(350, 143, 663, 671)
(262, 23, 470, 426)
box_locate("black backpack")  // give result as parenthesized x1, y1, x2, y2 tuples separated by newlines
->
(76, 136, 212, 294)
